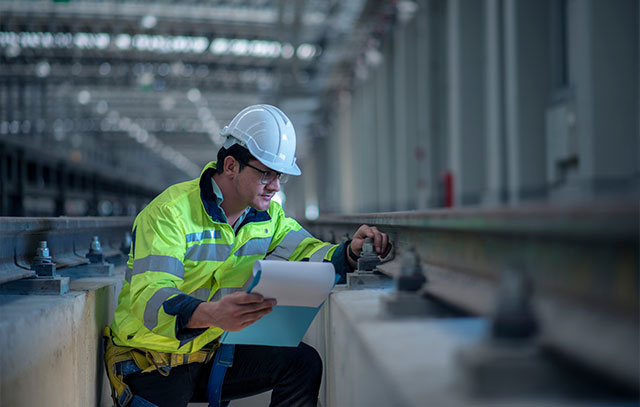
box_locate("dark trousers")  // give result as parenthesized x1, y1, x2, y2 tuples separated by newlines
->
(124, 343, 322, 407)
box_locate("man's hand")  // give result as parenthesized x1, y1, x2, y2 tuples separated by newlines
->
(187, 292, 277, 331)
(349, 224, 391, 261)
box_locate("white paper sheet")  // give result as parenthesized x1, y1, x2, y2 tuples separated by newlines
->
(249, 260, 335, 308)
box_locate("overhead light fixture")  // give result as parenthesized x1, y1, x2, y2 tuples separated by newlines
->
(96, 101, 109, 115)
(397, 1, 419, 23)
(115, 34, 131, 49)
(99, 62, 111, 76)
(77, 90, 91, 105)
(296, 44, 316, 59)
(140, 15, 158, 30)
(35, 61, 51, 78)
(187, 88, 201, 103)
(71, 63, 82, 76)
(5, 44, 21, 58)
(160, 96, 176, 111)
(281, 43, 294, 59)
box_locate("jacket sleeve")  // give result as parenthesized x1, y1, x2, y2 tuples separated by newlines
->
(127, 205, 205, 343)
(266, 204, 351, 281)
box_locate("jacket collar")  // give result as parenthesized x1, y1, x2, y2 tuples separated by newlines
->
(199, 161, 271, 226)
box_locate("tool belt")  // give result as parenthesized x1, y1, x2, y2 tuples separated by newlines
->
(103, 326, 218, 407)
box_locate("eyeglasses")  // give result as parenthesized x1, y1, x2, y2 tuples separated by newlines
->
(243, 162, 289, 185)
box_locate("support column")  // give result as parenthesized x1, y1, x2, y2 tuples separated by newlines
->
(393, 20, 410, 210)
(404, 17, 420, 210)
(337, 91, 356, 213)
(416, 0, 432, 209)
(427, 0, 449, 207)
(362, 76, 378, 212)
(484, 0, 506, 205)
(569, 0, 639, 198)
(375, 40, 395, 212)
(503, 0, 550, 204)
(447, 0, 486, 206)
(15, 148, 26, 216)
(351, 85, 364, 212)
(304, 152, 319, 220)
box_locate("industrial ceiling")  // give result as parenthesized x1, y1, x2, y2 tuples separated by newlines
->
(0, 0, 395, 188)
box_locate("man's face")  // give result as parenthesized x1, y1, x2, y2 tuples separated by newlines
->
(234, 159, 281, 211)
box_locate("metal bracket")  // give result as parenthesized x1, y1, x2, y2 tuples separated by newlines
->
(59, 262, 114, 277)
(380, 248, 430, 316)
(347, 237, 391, 289)
(456, 341, 563, 398)
(0, 275, 70, 295)
(380, 291, 433, 316)
(346, 271, 391, 289)
(356, 237, 381, 272)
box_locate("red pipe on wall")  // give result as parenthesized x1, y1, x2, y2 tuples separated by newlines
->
(441, 171, 454, 208)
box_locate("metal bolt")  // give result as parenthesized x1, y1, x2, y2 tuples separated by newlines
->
(356, 237, 381, 272)
(89, 236, 102, 254)
(361, 237, 377, 258)
(32, 241, 56, 276)
(87, 236, 106, 264)
(34, 241, 52, 263)
(395, 248, 426, 291)
(399, 247, 422, 276)
(491, 268, 538, 340)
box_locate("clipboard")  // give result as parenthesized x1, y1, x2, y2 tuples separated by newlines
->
(220, 260, 337, 347)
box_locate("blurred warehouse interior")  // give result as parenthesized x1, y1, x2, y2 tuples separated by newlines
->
(0, 0, 638, 218)
(0, 2, 639, 406)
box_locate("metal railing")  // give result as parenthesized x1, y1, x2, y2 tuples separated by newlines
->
(303, 200, 639, 388)
(0, 216, 133, 284)
(1, 205, 637, 388)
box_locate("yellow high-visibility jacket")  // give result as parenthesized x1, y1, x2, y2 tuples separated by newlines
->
(111, 161, 350, 354)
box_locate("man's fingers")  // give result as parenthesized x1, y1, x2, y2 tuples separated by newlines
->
(230, 292, 266, 304)
(229, 292, 277, 307)
(235, 299, 276, 316)
(353, 224, 391, 255)
(370, 227, 383, 253)
(355, 224, 371, 239)
(240, 307, 273, 327)
(247, 306, 273, 320)
(366, 225, 385, 254)
(380, 233, 389, 254)
(222, 306, 273, 332)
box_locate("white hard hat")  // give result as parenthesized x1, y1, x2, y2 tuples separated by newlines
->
(221, 104, 301, 176)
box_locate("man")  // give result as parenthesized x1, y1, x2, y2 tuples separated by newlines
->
(104, 104, 391, 407)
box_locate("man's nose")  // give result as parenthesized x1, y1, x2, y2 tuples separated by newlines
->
(266, 177, 280, 191)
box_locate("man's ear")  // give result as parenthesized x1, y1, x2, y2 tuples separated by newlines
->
(223, 156, 238, 177)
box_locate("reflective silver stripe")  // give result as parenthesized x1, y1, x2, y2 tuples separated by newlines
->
(132, 255, 184, 279)
(265, 228, 314, 261)
(186, 230, 221, 243)
(190, 288, 211, 301)
(211, 287, 243, 302)
(235, 237, 273, 257)
(125, 266, 133, 283)
(185, 243, 233, 262)
(211, 279, 253, 302)
(310, 244, 333, 262)
(144, 287, 183, 330)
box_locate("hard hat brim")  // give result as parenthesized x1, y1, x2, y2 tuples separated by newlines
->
(253, 155, 301, 176)
(222, 136, 301, 176)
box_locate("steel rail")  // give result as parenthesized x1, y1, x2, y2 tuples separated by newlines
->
(0, 216, 134, 285)
(303, 201, 639, 388)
